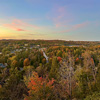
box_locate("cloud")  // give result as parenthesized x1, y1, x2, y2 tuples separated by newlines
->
(12, 19, 39, 28)
(16, 28, 25, 31)
(4, 23, 25, 31)
(47, 6, 73, 28)
(54, 21, 89, 34)
(3, 19, 39, 31)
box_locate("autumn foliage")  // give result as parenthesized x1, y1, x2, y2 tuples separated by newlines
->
(24, 72, 55, 100)
(57, 57, 62, 62)
(24, 58, 30, 66)
(42, 58, 46, 64)
(76, 57, 79, 62)
(1, 40, 100, 100)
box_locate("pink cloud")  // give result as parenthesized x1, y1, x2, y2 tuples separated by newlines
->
(54, 22, 89, 34)
(67, 22, 89, 32)
(4, 23, 25, 31)
(52, 7, 66, 28)
(73, 23, 87, 29)
(13, 19, 39, 28)
(47, 6, 73, 28)
(3, 19, 39, 31)
(16, 28, 25, 31)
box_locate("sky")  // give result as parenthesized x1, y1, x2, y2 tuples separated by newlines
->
(0, 0, 100, 41)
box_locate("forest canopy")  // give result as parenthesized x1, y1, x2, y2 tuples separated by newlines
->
(0, 40, 100, 100)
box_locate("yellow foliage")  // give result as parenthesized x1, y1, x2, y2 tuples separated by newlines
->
(10, 56, 16, 61)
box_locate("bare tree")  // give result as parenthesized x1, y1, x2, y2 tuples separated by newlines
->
(59, 52, 75, 100)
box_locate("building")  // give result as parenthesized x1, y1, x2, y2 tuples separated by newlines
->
(0, 63, 6, 68)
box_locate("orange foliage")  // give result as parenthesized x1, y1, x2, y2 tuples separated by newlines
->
(11, 60, 18, 67)
(91, 58, 94, 64)
(98, 45, 100, 48)
(42, 58, 46, 64)
(24, 98, 28, 100)
(25, 72, 55, 100)
(28, 72, 54, 91)
(24, 58, 30, 66)
(53, 46, 59, 49)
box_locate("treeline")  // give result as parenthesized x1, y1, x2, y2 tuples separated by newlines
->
(0, 40, 100, 48)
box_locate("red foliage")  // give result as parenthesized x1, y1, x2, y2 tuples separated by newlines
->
(25, 72, 55, 100)
(57, 57, 62, 62)
(76, 57, 79, 62)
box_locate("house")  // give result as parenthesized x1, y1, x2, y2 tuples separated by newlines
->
(0, 52, 2, 55)
(37, 45, 40, 47)
(25, 44, 28, 46)
(11, 50, 15, 54)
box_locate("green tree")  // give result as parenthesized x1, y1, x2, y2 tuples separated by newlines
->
(84, 92, 100, 100)
(49, 57, 59, 80)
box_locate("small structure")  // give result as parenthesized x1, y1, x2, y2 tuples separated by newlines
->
(25, 44, 28, 46)
(11, 50, 15, 54)
(0, 63, 6, 68)
(37, 45, 40, 47)
(0, 52, 2, 55)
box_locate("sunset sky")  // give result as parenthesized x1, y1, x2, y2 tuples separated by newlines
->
(0, 0, 100, 40)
